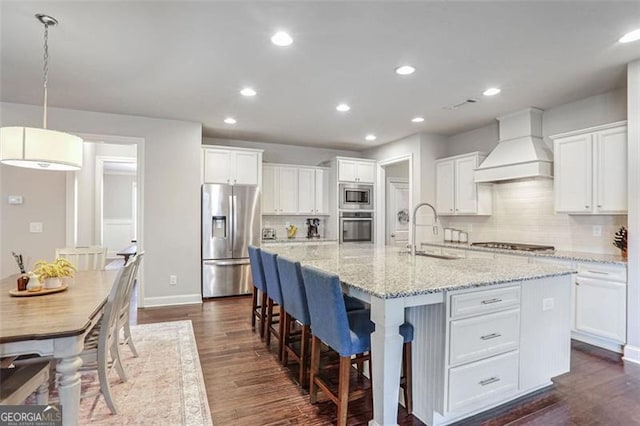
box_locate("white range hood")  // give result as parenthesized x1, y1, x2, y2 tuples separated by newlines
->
(475, 108, 553, 183)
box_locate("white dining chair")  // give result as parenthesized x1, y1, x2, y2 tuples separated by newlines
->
(55, 246, 107, 271)
(78, 257, 137, 414)
(117, 253, 143, 358)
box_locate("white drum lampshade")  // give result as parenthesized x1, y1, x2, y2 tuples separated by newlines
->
(0, 126, 83, 171)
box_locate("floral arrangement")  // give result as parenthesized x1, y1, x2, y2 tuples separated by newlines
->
(33, 257, 76, 282)
(612, 226, 627, 252)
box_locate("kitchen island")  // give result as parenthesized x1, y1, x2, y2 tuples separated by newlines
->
(266, 243, 575, 426)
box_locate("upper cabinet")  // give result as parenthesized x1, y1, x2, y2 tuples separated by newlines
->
(337, 158, 376, 183)
(202, 146, 262, 185)
(263, 164, 329, 215)
(436, 152, 492, 216)
(552, 122, 627, 214)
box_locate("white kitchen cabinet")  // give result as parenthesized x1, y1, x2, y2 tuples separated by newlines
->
(262, 165, 298, 214)
(337, 158, 376, 183)
(552, 122, 627, 214)
(574, 262, 627, 345)
(298, 168, 328, 214)
(436, 152, 492, 216)
(314, 169, 327, 214)
(202, 146, 261, 185)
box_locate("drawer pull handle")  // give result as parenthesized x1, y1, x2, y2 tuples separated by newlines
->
(481, 333, 501, 340)
(481, 298, 502, 305)
(479, 377, 500, 386)
(587, 270, 608, 275)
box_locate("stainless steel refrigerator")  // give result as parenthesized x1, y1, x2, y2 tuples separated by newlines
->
(202, 184, 260, 298)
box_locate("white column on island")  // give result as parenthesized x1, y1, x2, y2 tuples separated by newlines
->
(625, 59, 640, 365)
(369, 296, 405, 426)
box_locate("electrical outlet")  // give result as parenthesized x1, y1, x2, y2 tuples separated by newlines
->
(29, 222, 43, 233)
(169, 275, 177, 285)
(592, 225, 602, 237)
(542, 298, 554, 311)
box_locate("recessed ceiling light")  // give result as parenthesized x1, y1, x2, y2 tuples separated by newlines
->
(619, 29, 640, 43)
(411, 117, 424, 123)
(483, 87, 501, 96)
(395, 65, 416, 75)
(336, 103, 351, 112)
(271, 31, 293, 46)
(365, 134, 376, 141)
(224, 117, 237, 124)
(240, 87, 256, 97)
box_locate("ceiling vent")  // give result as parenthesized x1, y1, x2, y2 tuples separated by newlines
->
(474, 107, 553, 182)
(444, 98, 478, 110)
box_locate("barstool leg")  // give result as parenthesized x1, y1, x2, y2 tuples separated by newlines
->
(299, 324, 310, 388)
(277, 305, 285, 362)
(282, 312, 290, 365)
(337, 356, 351, 426)
(402, 341, 413, 415)
(251, 287, 258, 330)
(259, 292, 268, 338)
(309, 336, 321, 404)
(265, 298, 274, 347)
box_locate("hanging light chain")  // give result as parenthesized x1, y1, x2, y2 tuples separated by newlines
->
(42, 21, 50, 129)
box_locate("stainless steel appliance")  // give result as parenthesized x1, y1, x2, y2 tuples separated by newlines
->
(202, 184, 260, 298)
(340, 212, 373, 243)
(306, 218, 320, 238)
(339, 183, 374, 210)
(470, 242, 555, 252)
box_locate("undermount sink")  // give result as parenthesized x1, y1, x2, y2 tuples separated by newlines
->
(411, 251, 459, 260)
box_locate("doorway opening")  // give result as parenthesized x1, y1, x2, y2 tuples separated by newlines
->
(375, 155, 413, 248)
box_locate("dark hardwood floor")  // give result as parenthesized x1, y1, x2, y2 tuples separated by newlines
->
(134, 296, 640, 426)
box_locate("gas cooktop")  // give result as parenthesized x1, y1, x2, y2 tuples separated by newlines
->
(470, 242, 555, 252)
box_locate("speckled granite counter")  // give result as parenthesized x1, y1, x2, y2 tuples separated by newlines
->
(264, 243, 574, 299)
(420, 241, 627, 265)
(262, 238, 337, 244)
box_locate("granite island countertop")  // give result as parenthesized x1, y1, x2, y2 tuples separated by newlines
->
(420, 241, 627, 265)
(264, 243, 575, 299)
(262, 237, 337, 244)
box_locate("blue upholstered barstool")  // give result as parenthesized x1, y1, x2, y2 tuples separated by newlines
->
(260, 250, 285, 361)
(248, 246, 268, 338)
(276, 256, 311, 386)
(301, 265, 414, 425)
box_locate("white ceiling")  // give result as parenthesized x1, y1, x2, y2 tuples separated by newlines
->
(1, 1, 639, 151)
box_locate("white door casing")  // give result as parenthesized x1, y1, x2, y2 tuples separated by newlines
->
(386, 179, 410, 246)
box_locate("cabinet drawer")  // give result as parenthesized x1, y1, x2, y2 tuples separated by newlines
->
(448, 350, 519, 413)
(577, 262, 626, 283)
(450, 309, 520, 366)
(450, 286, 520, 319)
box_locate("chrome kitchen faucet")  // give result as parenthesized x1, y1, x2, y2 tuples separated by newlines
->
(411, 202, 439, 256)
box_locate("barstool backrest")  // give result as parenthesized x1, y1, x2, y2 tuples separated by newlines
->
(276, 256, 310, 325)
(260, 250, 283, 305)
(301, 265, 352, 355)
(248, 246, 267, 292)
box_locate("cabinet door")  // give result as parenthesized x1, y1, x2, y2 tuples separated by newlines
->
(595, 127, 627, 214)
(203, 149, 232, 184)
(455, 156, 478, 214)
(436, 161, 455, 215)
(262, 165, 278, 214)
(315, 169, 327, 214)
(554, 135, 592, 213)
(356, 162, 375, 183)
(338, 160, 358, 182)
(278, 167, 299, 214)
(298, 168, 316, 214)
(233, 151, 259, 185)
(575, 277, 626, 343)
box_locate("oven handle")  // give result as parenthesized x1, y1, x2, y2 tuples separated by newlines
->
(340, 218, 373, 221)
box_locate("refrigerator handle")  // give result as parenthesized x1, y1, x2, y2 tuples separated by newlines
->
(228, 195, 234, 253)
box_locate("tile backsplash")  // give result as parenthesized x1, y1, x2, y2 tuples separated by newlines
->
(441, 178, 627, 255)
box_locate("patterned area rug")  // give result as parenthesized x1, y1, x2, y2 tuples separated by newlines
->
(72, 320, 211, 425)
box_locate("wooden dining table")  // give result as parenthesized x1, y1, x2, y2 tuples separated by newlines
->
(0, 270, 118, 426)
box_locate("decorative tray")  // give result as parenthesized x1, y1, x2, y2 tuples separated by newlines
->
(9, 284, 68, 297)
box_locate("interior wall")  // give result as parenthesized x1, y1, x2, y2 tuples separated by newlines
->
(0, 102, 202, 306)
(385, 161, 409, 179)
(204, 137, 361, 166)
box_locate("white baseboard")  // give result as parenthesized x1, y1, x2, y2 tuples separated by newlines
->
(623, 345, 640, 365)
(142, 293, 202, 308)
(571, 331, 623, 353)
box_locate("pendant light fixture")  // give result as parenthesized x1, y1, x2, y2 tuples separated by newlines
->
(0, 14, 83, 171)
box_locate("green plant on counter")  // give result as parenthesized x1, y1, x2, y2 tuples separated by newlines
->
(33, 257, 76, 281)
(612, 226, 627, 251)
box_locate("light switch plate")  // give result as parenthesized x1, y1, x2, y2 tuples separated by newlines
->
(542, 298, 554, 311)
(7, 195, 23, 205)
(29, 222, 43, 233)
(592, 225, 602, 237)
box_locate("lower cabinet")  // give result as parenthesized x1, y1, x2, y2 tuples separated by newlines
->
(575, 276, 626, 343)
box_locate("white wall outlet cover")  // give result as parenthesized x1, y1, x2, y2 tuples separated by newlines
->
(29, 222, 43, 233)
(592, 225, 602, 237)
(542, 297, 554, 311)
(7, 195, 23, 204)
(169, 275, 177, 285)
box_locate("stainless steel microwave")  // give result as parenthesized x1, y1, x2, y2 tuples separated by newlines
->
(339, 183, 374, 210)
